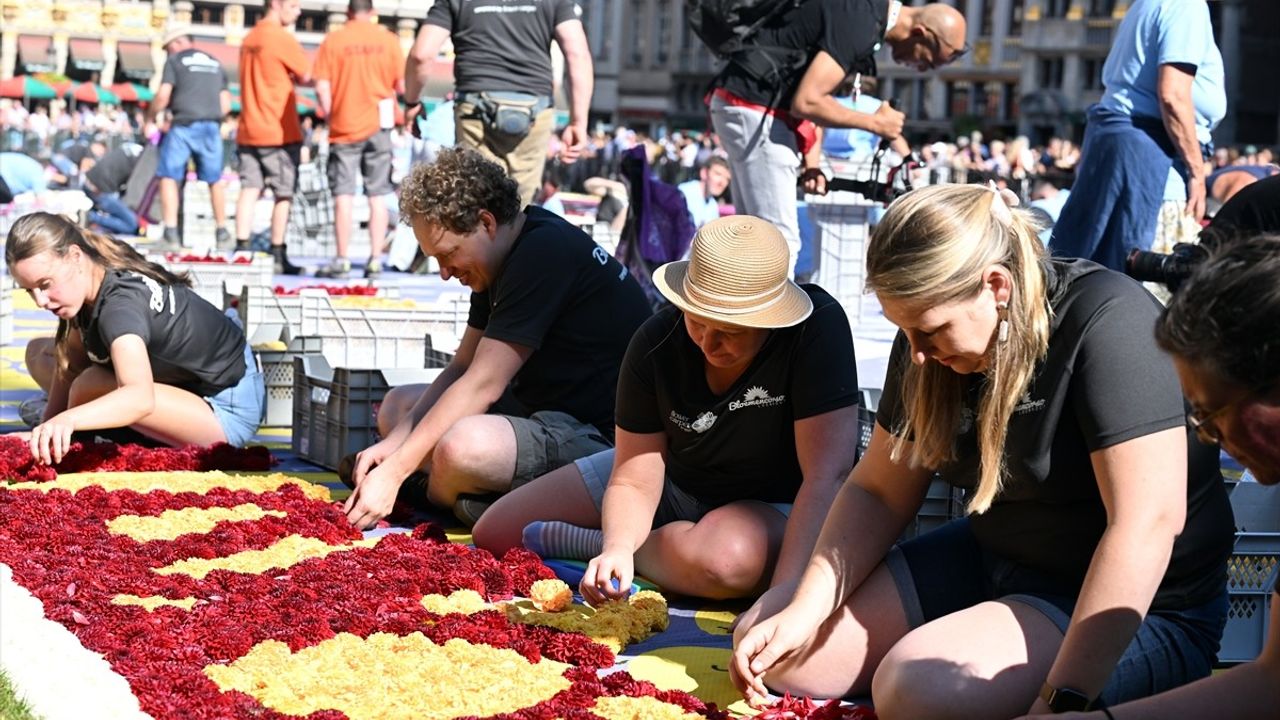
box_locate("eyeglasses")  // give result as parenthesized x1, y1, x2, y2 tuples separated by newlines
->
(1187, 380, 1276, 445)
(924, 27, 971, 69)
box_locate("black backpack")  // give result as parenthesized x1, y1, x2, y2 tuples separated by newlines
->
(684, 0, 810, 58)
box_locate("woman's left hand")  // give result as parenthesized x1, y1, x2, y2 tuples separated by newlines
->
(30, 413, 77, 465)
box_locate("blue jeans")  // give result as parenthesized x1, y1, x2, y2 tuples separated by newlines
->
(158, 121, 224, 183)
(887, 518, 1227, 707)
(87, 191, 139, 236)
(205, 337, 264, 447)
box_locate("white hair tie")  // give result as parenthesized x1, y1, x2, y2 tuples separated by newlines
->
(986, 181, 1020, 224)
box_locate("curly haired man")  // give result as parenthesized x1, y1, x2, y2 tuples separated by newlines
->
(342, 148, 652, 530)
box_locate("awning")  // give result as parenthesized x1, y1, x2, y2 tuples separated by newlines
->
(116, 42, 156, 81)
(192, 41, 239, 81)
(68, 38, 106, 72)
(17, 36, 56, 73)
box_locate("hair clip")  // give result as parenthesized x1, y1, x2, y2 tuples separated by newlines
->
(985, 181, 1019, 224)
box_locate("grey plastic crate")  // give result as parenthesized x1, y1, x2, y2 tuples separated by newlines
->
(297, 292, 465, 368)
(291, 355, 442, 470)
(236, 284, 401, 340)
(153, 252, 274, 310)
(256, 336, 325, 427)
(0, 281, 12, 347)
(1219, 482, 1280, 664)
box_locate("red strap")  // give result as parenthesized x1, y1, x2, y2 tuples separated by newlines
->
(709, 88, 818, 157)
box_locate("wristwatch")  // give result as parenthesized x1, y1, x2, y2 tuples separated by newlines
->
(1040, 682, 1095, 712)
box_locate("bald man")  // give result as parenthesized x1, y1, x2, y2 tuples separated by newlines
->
(706, 1, 968, 276)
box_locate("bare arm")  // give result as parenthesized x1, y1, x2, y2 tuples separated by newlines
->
(405, 24, 451, 102)
(1029, 428, 1188, 713)
(315, 79, 332, 119)
(1157, 63, 1207, 221)
(554, 19, 594, 161)
(219, 89, 231, 118)
(769, 405, 860, 587)
(790, 51, 904, 139)
(381, 324, 483, 449)
(148, 84, 173, 124)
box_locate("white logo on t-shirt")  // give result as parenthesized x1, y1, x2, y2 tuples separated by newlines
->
(690, 411, 717, 433)
(592, 246, 608, 266)
(729, 385, 786, 411)
(1014, 391, 1045, 415)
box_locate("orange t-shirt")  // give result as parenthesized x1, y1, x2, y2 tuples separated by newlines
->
(237, 19, 309, 147)
(312, 19, 404, 144)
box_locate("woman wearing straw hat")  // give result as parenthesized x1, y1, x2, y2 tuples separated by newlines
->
(472, 215, 861, 601)
(730, 184, 1233, 718)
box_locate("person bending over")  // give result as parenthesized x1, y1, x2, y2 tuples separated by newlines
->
(7, 212, 264, 461)
(472, 216, 860, 600)
(731, 184, 1233, 718)
(342, 148, 651, 530)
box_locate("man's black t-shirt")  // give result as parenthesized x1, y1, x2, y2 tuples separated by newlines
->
(467, 206, 652, 437)
(616, 285, 859, 506)
(877, 259, 1233, 610)
(161, 48, 228, 125)
(426, 0, 580, 97)
(85, 143, 143, 195)
(714, 0, 888, 108)
(76, 270, 248, 396)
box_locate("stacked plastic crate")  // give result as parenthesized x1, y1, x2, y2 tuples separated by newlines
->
(806, 196, 896, 337)
(153, 252, 274, 310)
(1219, 482, 1280, 664)
(286, 162, 336, 259)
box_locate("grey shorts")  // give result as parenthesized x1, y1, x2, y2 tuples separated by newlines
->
(237, 144, 301, 198)
(504, 411, 612, 488)
(574, 448, 793, 523)
(327, 130, 393, 196)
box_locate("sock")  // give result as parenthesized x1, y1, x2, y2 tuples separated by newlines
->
(521, 521, 604, 560)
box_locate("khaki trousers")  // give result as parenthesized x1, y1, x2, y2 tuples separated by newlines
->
(455, 102, 556, 208)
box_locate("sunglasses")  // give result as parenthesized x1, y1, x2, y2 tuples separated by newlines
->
(1187, 379, 1275, 445)
(924, 27, 971, 69)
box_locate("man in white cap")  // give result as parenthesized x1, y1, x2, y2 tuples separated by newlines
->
(148, 25, 233, 250)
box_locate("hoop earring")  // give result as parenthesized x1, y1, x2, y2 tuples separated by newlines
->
(997, 301, 1010, 344)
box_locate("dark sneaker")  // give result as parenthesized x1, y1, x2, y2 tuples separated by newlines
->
(316, 258, 351, 279)
(453, 493, 500, 528)
(235, 239, 252, 253)
(161, 227, 182, 253)
(18, 394, 48, 427)
(363, 258, 382, 279)
(271, 246, 302, 275)
(215, 227, 233, 250)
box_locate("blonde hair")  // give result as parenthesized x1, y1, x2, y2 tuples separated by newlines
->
(5, 212, 191, 373)
(866, 185, 1051, 514)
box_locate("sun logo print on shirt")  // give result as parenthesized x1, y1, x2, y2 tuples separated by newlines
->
(743, 386, 769, 402)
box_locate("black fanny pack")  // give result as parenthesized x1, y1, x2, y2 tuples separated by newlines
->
(460, 91, 552, 139)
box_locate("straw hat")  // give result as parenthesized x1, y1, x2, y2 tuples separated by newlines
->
(653, 215, 813, 329)
(162, 25, 192, 48)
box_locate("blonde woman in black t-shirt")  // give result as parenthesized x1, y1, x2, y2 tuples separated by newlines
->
(472, 215, 862, 601)
(731, 184, 1234, 717)
(6, 212, 263, 462)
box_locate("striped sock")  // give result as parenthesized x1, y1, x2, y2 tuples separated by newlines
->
(521, 521, 605, 560)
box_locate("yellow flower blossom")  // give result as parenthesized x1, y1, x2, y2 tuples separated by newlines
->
(204, 632, 570, 719)
(107, 504, 286, 543)
(111, 594, 198, 611)
(505, 590, 669, 653)
(9, 471, 330, 501)
(592, 696, 704, 720)
(420, 589, 488, 615)
(154, 535, 379, 580)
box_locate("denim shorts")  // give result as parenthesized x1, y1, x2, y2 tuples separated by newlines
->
(886, 518, 1228, 706)
(575, 448, 793, 523)
(158, 121, 224, 183)
(503, 411, 612, 488)
(205, 340, 265, 447)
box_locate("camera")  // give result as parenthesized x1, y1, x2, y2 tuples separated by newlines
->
(1125, 242, 1210, 293)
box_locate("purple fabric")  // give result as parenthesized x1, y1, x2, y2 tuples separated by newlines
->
(622, 144, 697, 265)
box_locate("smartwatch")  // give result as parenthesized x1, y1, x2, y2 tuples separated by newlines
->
(1040, 683, 1094, 713)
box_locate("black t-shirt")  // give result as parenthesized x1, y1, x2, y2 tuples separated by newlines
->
(426, 0, 580, 97)
(616, 285, 859, 506)
(76, 270, 248, 396)
(877, 259, 1233, 610)
(714, 0, 888, 108)
(161, 48, 228, 125)
(1210, 174, 1280, 236)
(467, 206, 652, 437)
(85, 143, 143, 195)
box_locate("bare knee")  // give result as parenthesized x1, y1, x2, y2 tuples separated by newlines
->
(872, 646, 962, 720)
(670, 532, 768, 600)
(377, 385, 422, 436)
(426, 423, 485, 507)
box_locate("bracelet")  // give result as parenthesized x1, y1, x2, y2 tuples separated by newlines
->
(1100, 708, 1116, 720)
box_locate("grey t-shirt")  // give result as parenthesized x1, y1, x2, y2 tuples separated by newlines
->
(161, 48, 227, 125)
(426, 0, 580, 97)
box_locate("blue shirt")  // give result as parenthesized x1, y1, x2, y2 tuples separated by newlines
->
(822, 94, 883, 161)
(1099, 0, 1225, 202)
(678, 179, 720, 229)
(0, 153, 48, 195)
(418, 100, 456, 146)
(1100, 0, 1225, 143)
